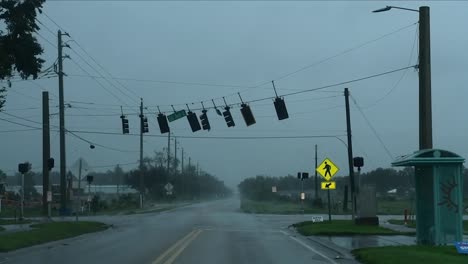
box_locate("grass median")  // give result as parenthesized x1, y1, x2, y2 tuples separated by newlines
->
(0, 219, 33, 225)
(0, 221, 109, 252)
(293, 220, 415, 236)
(353, 245, 466, 264)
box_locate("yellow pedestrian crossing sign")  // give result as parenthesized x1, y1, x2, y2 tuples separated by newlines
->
(321, 181, 336, 190)
(316, 158, 339, 181)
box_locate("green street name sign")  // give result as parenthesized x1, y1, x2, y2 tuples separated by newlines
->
(167, 110, 187, 122)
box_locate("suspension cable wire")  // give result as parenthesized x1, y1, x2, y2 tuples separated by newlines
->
(350, 95, 394, 160)
(69, 40, 142, 98)
(67, 129, 346, 140)
(239, 22, 419, 93)
(68, 58, 130, 106)
(39, 12, 140, 104)
(67, 130, 139, 153)
(362, 26, 419, 110)
(0, 117, 41, 129)
(68, 48, 139, 105)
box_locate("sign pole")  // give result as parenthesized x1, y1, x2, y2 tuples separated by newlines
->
(327, 188, 332, 222)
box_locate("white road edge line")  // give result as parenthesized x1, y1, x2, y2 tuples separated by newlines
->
(280, 231, 339, 264)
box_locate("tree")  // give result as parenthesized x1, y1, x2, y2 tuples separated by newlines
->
(0, 0, 45, 109)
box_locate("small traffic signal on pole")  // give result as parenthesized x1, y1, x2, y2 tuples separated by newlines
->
(187, 111, 201, 132)
(200, 110, 211, 131)
(47, 158, 54, 171)
(86, 175, 94, 184)
(240, 103, 256, 126)
(120, 115, 129, 134)
(223, 107, 235, 127)
(157, 113, 170, 134)
(274, 97, 289, 120)
(141, 115, 149, 133)
(353, 157, 364, 168)
(18, 162, 31, 174)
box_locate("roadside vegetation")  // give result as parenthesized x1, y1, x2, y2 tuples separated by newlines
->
(0, 221, 108, 252)
(293, 220, 414, 236)
(352, 246, 466, 264)
(238, 168, 468, 215)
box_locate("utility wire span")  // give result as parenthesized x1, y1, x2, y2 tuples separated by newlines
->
(69, 41, 141, 98)
(67, 129, 346, 140)
(89, 161, 139, 169)
(0, 128, 41, 133)
(68, 48, 138, 105)
(0, 117, 41, 129)
(244, 22, 418, 91)
(350, 95, 394, 161)
(69, 58, 130, 106)
(66, 130, 140, 153)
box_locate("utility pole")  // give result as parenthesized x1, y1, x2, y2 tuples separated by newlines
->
(42, 91, 50, 216)
(344, 88, 356, 220)
(314, 144, 318, 200)
(139, 98, 144, 208)
(188, 157, 191, 170)
(181, 148, 184, 174)
(58, 30, 69, 214)
(174, 137, 177, 174)
(419, 6, 432, 150)
(167, 133, 171, 171)
(75, 158, 82, 221)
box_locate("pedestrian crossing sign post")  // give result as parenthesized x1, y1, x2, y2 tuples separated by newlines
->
(316, 157, 339, 223)
(316, 158, 339, 181)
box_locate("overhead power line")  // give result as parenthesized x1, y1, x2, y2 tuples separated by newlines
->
(67, 129, 346, 140)
(350, 95, 394, 160)
(67, 130, 139, 153)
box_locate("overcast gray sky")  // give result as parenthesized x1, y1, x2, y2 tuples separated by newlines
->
(1, 1, 468, 188)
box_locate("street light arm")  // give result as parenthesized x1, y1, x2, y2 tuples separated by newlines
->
(372, 6, 419, 13)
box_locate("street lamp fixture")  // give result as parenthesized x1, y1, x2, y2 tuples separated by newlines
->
(372, 6, 419, 13)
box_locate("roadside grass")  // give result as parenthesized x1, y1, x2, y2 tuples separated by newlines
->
(293, 220, 415, 236)
(0, 219, 34, 225)
(0, 226, 4, 232)
(0, 221, 109, 252)
(352, 246, 466, 264)
(388, 219, 468, 234)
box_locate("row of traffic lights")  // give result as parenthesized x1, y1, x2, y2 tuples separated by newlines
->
(120, 97, 289, 134)
(120, 114, 149, 134)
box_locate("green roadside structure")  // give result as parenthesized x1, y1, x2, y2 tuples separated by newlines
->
(392, 149, 465, 245)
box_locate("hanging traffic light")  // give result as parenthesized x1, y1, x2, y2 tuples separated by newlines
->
(157, 113, 170, 134)
(200, 110, 211, 131)
(120, 115, 129, 134)
(271, 81, 289, 120)
(140, 115, 149, 133)
(187, 111, 201, 132)
(240, 103, 256, 126)
(274, 97, 289, 120)
(223, 106, 235, 127)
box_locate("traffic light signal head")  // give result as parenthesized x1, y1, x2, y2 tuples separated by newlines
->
(200, 110, 211, 131)
(18, 162, 31, 174)
(86, 175, 94, 184)
(47, 158, 54, 171)
(187, 111, 201, 132)
(120, 115, 129, 134)
(240, 103, 256, 126)
(141, 116, 149, 133)
(223, 107, 235, 127)
(157, 113, 170, 134)
(353, 157, 364, 168)
(274, 97, 289, 120)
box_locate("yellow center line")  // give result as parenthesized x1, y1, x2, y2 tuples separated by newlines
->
(152, 229, 199, 264)
(162, 229, 203, 264)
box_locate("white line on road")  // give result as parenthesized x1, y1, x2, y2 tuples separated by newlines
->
(280, 231, 339, 264)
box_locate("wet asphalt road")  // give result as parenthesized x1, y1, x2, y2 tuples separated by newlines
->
(0, 198, 358, 264)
